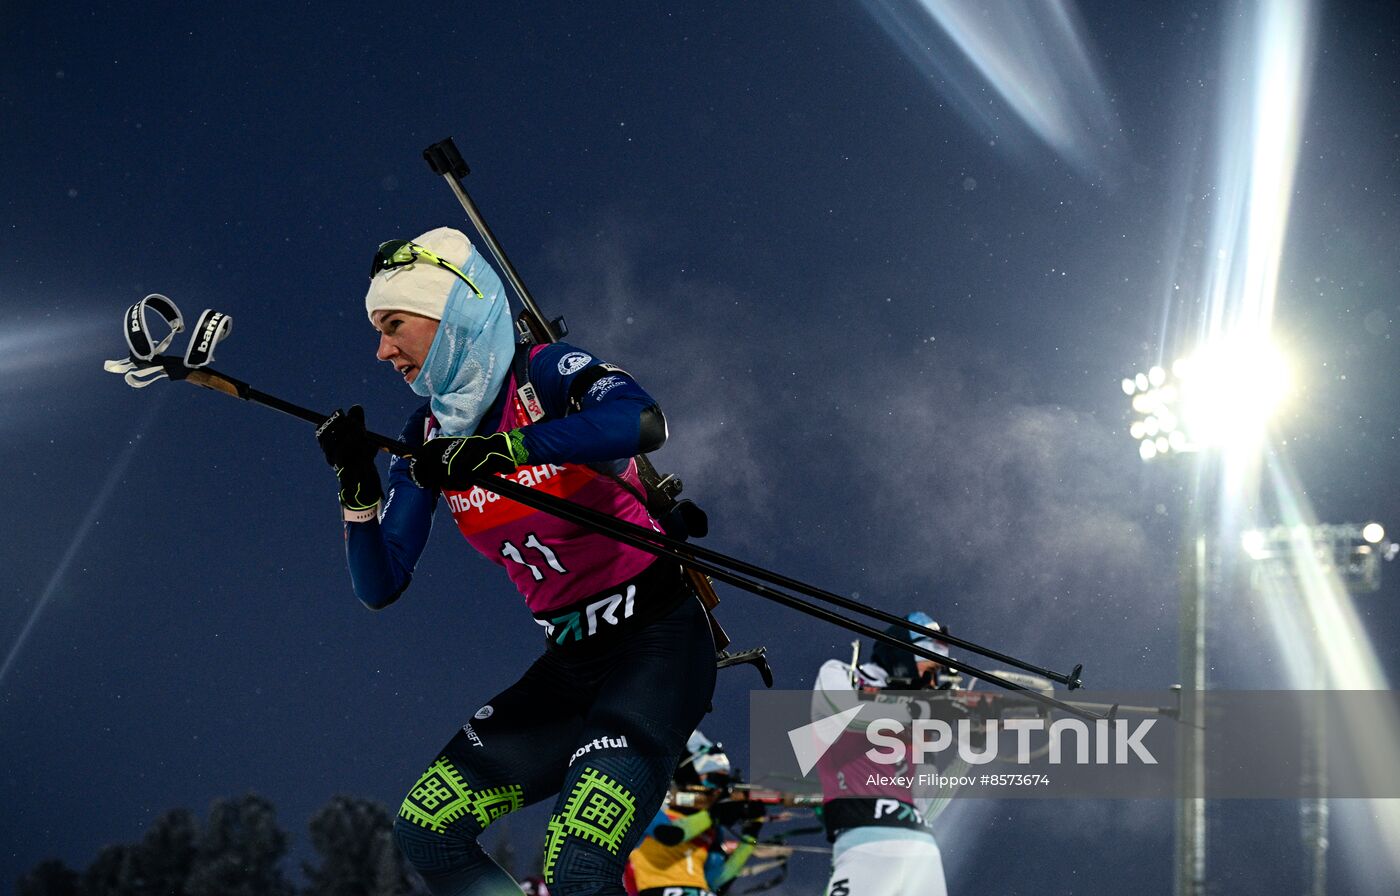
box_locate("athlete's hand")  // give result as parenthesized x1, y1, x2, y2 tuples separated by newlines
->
(710, 799, 766, 827)
(316, 406, 383, 514)
(653, 823, 685, 846)
(409, 431, 525, 490)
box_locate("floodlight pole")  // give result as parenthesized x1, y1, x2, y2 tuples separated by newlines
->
(1239, 521, 1397, 896)
(1125, 361, 1209, 896)
(1250, 535, 1331, 896)
(1174, 526, 1208, 896)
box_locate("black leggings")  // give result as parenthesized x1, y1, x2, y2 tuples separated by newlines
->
(392, 590, 717, 896)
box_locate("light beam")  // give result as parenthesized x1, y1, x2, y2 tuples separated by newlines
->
(858, 0, 1121, 178)
(0, 399, 164, 689)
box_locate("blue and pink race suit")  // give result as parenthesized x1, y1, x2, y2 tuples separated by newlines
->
(344, 338, 717, 896)
(343, 341, 681, 643)
(432, 349, 663, 616)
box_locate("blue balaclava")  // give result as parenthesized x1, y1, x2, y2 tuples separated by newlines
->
(364, 226, 516, 436)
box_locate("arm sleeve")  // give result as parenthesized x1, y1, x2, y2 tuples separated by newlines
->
(516, 342, 666, 464)
(654, 808, 714, 845)
(812, 659, 860, 721)
(711, 837, 758, 890)
(344, 405, 437, 609)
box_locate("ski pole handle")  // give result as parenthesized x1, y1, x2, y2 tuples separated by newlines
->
(146, 354, 1102, 714)
(161, 355, 414, 455)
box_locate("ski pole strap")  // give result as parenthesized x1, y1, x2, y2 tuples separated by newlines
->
(102, 355, 172, 388)
(106, 292, 183, 387)
(124, 293, 184, 361)
(105, 295, 234, 388)
(184, 309, 233, 368)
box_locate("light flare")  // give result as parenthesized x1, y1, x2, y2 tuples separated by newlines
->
(0, 313, 110, 381)
(1175, 339, 1290, 455)
(0, 399, 164, 689)
(1244, 451, 1400, 880)
(859, 0, 1121, 178)
(1179, 0, 1400, 880)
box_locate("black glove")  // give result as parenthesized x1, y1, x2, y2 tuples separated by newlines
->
(316, 406, 382, 515)
(710, 799, 766, 827)
(739, 818, 764, 839)
(653, 823, 685, 846)
(409, 431, 525, 491)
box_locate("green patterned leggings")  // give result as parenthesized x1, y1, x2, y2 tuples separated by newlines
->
(393, 594, 716, 896)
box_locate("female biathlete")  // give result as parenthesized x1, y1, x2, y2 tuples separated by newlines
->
(315, 226, 717, 896)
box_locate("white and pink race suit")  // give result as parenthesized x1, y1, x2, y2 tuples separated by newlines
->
(811, 659, 951, 896)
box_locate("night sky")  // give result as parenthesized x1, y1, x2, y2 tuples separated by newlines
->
(4, 1, 1399, 894)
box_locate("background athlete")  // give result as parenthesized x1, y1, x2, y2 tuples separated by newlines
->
(316, 227, 717, 896)
(811, 612, 964, 896)
(623, 731, 764, 896)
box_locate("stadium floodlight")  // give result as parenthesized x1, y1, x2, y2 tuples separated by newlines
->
(1241, 529, 1268, 559)
(1239, 522, 1397, 595)
(1124, 338, 1290, 461)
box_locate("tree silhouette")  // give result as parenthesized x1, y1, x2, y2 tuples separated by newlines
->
(491, 819, 517, 881)
(16, 859, 79, 896)
(80, 844, 138, 895)
(370, 828, 423, 896)
(129, 808, 198, 896)
(17, 792, 441, 896)
(302, 795, 419, 896)
(185, 794, 292, 896)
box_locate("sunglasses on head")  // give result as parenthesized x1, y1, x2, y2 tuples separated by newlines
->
(370, 239, 483, 298)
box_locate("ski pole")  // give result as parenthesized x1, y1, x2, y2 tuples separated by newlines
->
(139, 355, 1106, 720)
(417, 137, 1084, 690)
(424, 135, 731, 648)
